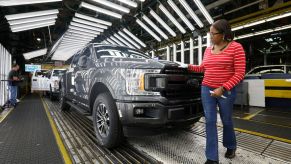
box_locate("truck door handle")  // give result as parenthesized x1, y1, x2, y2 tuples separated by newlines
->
(33, 79, 37, 81)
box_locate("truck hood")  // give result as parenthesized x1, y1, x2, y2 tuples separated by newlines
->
(98, 57, 181, 69)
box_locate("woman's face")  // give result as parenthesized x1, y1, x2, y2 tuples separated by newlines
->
(210, 26, 223, 44)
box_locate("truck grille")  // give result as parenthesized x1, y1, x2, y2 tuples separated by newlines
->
(161, 67, 202, 100)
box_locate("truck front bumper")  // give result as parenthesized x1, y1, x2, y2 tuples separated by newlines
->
(116, 100, 203, 127)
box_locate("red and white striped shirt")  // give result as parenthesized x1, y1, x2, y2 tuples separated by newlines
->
(188, 41, 246, 90)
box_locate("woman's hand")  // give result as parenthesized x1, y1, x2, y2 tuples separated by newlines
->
(210, 87, 224, 97)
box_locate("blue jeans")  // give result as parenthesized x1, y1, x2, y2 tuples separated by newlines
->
(8, 85, 18, 106)
(201, 85, 237, 161)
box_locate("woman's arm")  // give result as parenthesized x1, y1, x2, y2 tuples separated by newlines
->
(222, 43, 246, 90)
(188, 63, 205, 73)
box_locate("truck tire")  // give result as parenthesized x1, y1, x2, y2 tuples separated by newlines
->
(93, 92, 123, 148)
(59, 85, 69, 111)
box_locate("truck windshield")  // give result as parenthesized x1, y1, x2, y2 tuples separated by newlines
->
(53, 70, 66, 76)
(95, 48, 150, 59)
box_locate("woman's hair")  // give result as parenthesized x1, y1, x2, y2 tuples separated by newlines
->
(212, 19, 234, 41)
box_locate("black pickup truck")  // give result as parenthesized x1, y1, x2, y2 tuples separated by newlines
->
(60, 43, 203, 148)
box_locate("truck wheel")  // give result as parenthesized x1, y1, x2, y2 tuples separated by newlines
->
(59, 85, 69, 111)
(93, 92, 123, 148)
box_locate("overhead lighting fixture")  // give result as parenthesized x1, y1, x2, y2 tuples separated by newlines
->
(123, 28, 146, 47)
(61, 41, 89, 45)
(102, 40, 110, 44)
(244, 20, 265, 28)
(75, 13, 112, 26)
(107, 38, 117, 45)
(64, 34, 95, 40)
(149, 10, 176, 37)
(70, 22, 104, 32)
(8, 14, 57, 26)
(72, 17, 108, 29)
(117, 0, 137, 7)
(113, 33, 134, 48)
(254, 29, 274, 35)
(63, 38, 92, 42)
(193, 0, 214, 24)
(11, 20, 55, 32)
(179, 0, 203, 28)
(267, 12, 291, 21)
(136, 18, 161, 42)
(110, 36, 125, 46)
(168, 0, 195, 31)
(137, 0, 145, 2)
(67, 30, 96, 37)
(142, 15, 168, 40)
(23, 48, 47, 60)
(0, 0, 62, 6)
(69, 26, 101, 35)
(232, 12, 291, 31)
(5, 9, 58, 20)
(80, 2, 122, 19)
(118, 31, 141, 49)
(276, 24, 291, 31)
(11, 22, 55, 32)
(159, 4, 186, 34)
(90, 0, 130, 13)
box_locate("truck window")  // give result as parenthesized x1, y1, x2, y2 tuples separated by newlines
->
(95, 49, 150, 59)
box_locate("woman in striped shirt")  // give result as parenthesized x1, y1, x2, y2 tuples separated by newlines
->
(188, 19, 246, 164)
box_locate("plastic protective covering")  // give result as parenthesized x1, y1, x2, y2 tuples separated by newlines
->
(0, 43, 12, 106)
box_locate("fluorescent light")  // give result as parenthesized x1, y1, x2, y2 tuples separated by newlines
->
(110, 36, 125, 46)
(80, 2, 122, 19)
(137, 0, 145, 2)
(75, 13, 112, 26)
(8, 14, 57, 25)
(149, 10, 176, 37)
(179, 0, 203, 28)
(69, 26, 101, 35)
(232, 26, 243, 31)
(70, 22, 104, 32)
(61, 41, 89, 45)
(142, 15, 168, 40)
(244, 20, 265, 27)
(159, 4, 186, 34)
(118, 31, 141, 49)
(236, 34, 254, 39)
(90, 0, 130, 13)
(107, 38, 117, 45)
(0, 0, 62, 6)
(72, 17, 108, 29)
(117, 0, 137, 7)
(193, 0, 214, 24)
(254, 29, 273, 35)
(267, 12, 291, 21)
(232, 12, 291, 31)
(123, 28, 146, 47)
(23, 48, 47, 60)
(136, 18, 161, 42)
(113, 33, 134, 48)
(11, 22, 55, 32)
(5, 9, 58, 20)
(276, 24, 291, 31)
(67, 30, 97, 37)
(168, 0, 195, 31)
(11, 20, 55, 31)
(63, 38, 92, 42)
(102, 40, 110, 44)
(64, 34, 95, 40)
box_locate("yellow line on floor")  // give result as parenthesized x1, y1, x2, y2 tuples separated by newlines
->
(235, 128, 291, 144)
(242, 109, 265, 120)
(237, 117, 291, 129)
(0, 95, 26, 123)
(41, 97, 72, 164)
(0, 108, 14, 123)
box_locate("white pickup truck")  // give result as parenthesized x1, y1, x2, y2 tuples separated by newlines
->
(48, 69, 66, 100)
(31, 69, 66, 100)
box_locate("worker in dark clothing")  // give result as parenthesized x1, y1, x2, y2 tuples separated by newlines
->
(7, 63, 20, 107)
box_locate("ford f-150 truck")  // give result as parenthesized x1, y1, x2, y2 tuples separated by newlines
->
(60, 44, 203, 148)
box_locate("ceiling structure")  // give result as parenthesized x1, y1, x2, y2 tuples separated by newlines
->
(0, 0, 290, 64)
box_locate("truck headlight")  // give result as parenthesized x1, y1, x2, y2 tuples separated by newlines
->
(125, 69, 161, 96)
